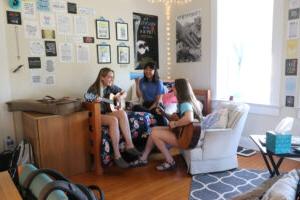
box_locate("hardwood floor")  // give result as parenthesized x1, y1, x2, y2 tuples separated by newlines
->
(70, 152, 300, 200)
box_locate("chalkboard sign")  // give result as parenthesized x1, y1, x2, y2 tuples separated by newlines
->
(28, 57, 41, 69)
(67, 2, 77, 14)
(45, 41, 57, 56)
(6, 11, 22, 25)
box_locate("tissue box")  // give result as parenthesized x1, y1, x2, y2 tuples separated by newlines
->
(266, 131, 291, 154)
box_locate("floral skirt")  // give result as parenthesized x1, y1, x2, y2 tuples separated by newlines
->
(101, 111, 157, 166)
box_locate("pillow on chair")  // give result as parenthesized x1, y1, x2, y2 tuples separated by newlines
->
(202, 108, 228, 129)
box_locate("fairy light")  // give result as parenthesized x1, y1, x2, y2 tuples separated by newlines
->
(148, 0, 192, 81)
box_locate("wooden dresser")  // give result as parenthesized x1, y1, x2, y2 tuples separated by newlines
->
(22, 111, 89, 177)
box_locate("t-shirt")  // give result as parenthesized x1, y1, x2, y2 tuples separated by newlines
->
(139, 78, 165, 102)
(178, 102, 193, 117)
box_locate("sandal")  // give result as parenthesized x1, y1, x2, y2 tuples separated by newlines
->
(130, 158, 148, 168)
(114, 157, 130, 169)
(125, 148, 142, 157)
(156, 161, 176, 171)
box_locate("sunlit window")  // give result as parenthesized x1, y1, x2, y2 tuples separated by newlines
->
(216, 0, 276, 105)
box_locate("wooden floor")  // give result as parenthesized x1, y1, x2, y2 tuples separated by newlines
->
(70, 152, 300, 200)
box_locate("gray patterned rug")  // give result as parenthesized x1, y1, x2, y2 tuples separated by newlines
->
(190, 169, 270, 200)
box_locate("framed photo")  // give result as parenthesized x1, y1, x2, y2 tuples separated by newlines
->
(96, 19, 110, 39)
(116, 22, 128, 41)
(285, 59, 298, 75)
(117, 46, 130, 64)
(97, 44, 111, 64)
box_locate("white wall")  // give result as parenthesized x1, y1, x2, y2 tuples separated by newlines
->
(173, 0, 300, 149)
(0, 0, 15, 152)
(0, 0, 167, 150)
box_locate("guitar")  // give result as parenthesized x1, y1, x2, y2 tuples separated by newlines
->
(157, 105, 201, 149)
(85, 92, 125, 112)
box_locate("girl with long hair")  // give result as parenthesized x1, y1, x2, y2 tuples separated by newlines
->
(131, 78, 203, 170)
(85, 67, 141, 168)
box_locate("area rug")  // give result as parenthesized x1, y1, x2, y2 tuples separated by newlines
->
(190, 169, 270, 200)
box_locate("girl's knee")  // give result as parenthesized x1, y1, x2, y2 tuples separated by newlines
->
(109, 116, 118, 127)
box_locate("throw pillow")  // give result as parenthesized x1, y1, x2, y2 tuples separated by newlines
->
(261, 169, 300, 200)
(162, 91, 177, 105)
(201, 108, 228, 129)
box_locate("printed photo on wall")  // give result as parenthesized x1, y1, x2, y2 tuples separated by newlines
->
(286, 96, 295, 107)
(97, 44, 111, 64)
(133, 12, 159, 69)
(285, 59, 298, 75)
(176, 10, 201, 63)
(116, 22, 128, 41)
(117, 46, 130, 64)
(96, 19, 110, 39)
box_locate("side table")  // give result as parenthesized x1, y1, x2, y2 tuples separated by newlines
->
(250, 134, 300, 177)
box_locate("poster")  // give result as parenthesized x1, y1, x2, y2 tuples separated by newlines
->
(176, 10, 201, 63)
(287, 39, 298, 58)
(37, 0, 50, 12)
(51, 1, 67, 13)
(6, 11, 22, 25)
(285, 77, 297, 96)
(24, 21, 40, 39)
(56, 15, 72, 35)
(31, 71, 43, 86)
(40, 13, 55, 28)
(45, 75, 55, 85)
(133, 12, 159, 69)
(76, 44, 90, 63)
(78, 7, 95, 16)
(45, 59, 55, 73)
(45, 41, 57, 56)
(74, 16, 88, 35)
(42, 29, 55, 39)
(67, 2, 77, 14)
(59, 43, 73, 63)
(288, 20, 300, 39)
(285, 59, 298, 75)
(29, 40, 45, 56)
(286, 96, 295, 107)
(289, 8, 300, 20)
(22, 1, 36, 19)
(28, 57, 41, 69)
(289, 0, 300, 9)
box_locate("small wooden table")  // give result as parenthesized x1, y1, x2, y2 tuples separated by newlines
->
(0, 171, 22, 200)
(250, 134, 300, 177)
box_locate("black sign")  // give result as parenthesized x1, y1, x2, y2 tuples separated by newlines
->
(83, 37, 94, 43)
(67, 2, 77, 14)
(133, 13, 159, 69)
(6, 11, 22, 25)
(45, 41, 57, 56)
(28, 57, 41, 69)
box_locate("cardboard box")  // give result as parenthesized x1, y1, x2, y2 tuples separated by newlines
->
(266, 131, 291, 154)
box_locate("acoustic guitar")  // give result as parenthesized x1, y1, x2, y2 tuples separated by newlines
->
(85, 92, 125, 112)
(157, 105, 201, 149)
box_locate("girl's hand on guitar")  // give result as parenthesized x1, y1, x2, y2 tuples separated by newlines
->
(169, 121, 177, 129)
(155, 107, 162, 115)
(170, 113, 179, 121)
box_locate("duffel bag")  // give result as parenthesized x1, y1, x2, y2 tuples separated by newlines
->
(7, 96, 82, 115)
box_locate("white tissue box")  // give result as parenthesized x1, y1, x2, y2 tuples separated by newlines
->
(266, 131, 291, 154)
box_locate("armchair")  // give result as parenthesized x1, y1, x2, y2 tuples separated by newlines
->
(181, 102, 250, 175)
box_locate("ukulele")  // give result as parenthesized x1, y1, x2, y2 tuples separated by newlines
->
(157, 105, 201, 149)
(85, 92, 125, 112)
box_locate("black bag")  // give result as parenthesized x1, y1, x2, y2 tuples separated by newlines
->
(0, 150, 14, 171)
(21, 167, 104, 200)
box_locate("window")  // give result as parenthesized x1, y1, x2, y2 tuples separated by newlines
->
(212, 0, 283, 106)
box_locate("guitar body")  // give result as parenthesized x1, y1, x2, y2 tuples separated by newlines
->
(102, 93, 125, 112)
(173, 122, 201, 149)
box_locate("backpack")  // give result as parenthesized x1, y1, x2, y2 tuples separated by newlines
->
(19, 164, 104, 200)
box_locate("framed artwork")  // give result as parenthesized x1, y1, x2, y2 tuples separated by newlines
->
(97, 44, 111, 64)
(117, 46, 130, 64)
(285, 59, 298, 75)
(96, 19, 110, 39)
(116, 22, 128, 41)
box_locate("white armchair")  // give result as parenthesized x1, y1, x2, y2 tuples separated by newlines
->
(181, 102, 250, 175)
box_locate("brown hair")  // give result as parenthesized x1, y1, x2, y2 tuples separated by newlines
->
(175, 79, 203, 120)
(89, 67, 114, 96)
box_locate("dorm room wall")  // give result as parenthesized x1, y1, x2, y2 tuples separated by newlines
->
(0, 0, 167, 151)
(172, 0, 300, 148)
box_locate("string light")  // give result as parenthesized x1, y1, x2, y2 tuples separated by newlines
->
(148, 0, 192, 81)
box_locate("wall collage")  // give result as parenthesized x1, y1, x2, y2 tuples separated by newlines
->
(6, 0, 130, 86)
(286, 0, 300, 108)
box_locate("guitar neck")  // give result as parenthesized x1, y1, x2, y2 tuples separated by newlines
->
(98, 97, 114, 105)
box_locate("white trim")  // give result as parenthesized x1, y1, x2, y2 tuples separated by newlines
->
(210, 0, 217, 99)
(212, 99, 281, 116)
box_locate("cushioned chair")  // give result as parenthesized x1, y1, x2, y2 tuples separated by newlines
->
(181, 102, 250, 175)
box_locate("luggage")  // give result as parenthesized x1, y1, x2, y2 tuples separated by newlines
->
(7, 96, 82, 115)
(19, 164, 105, 200)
